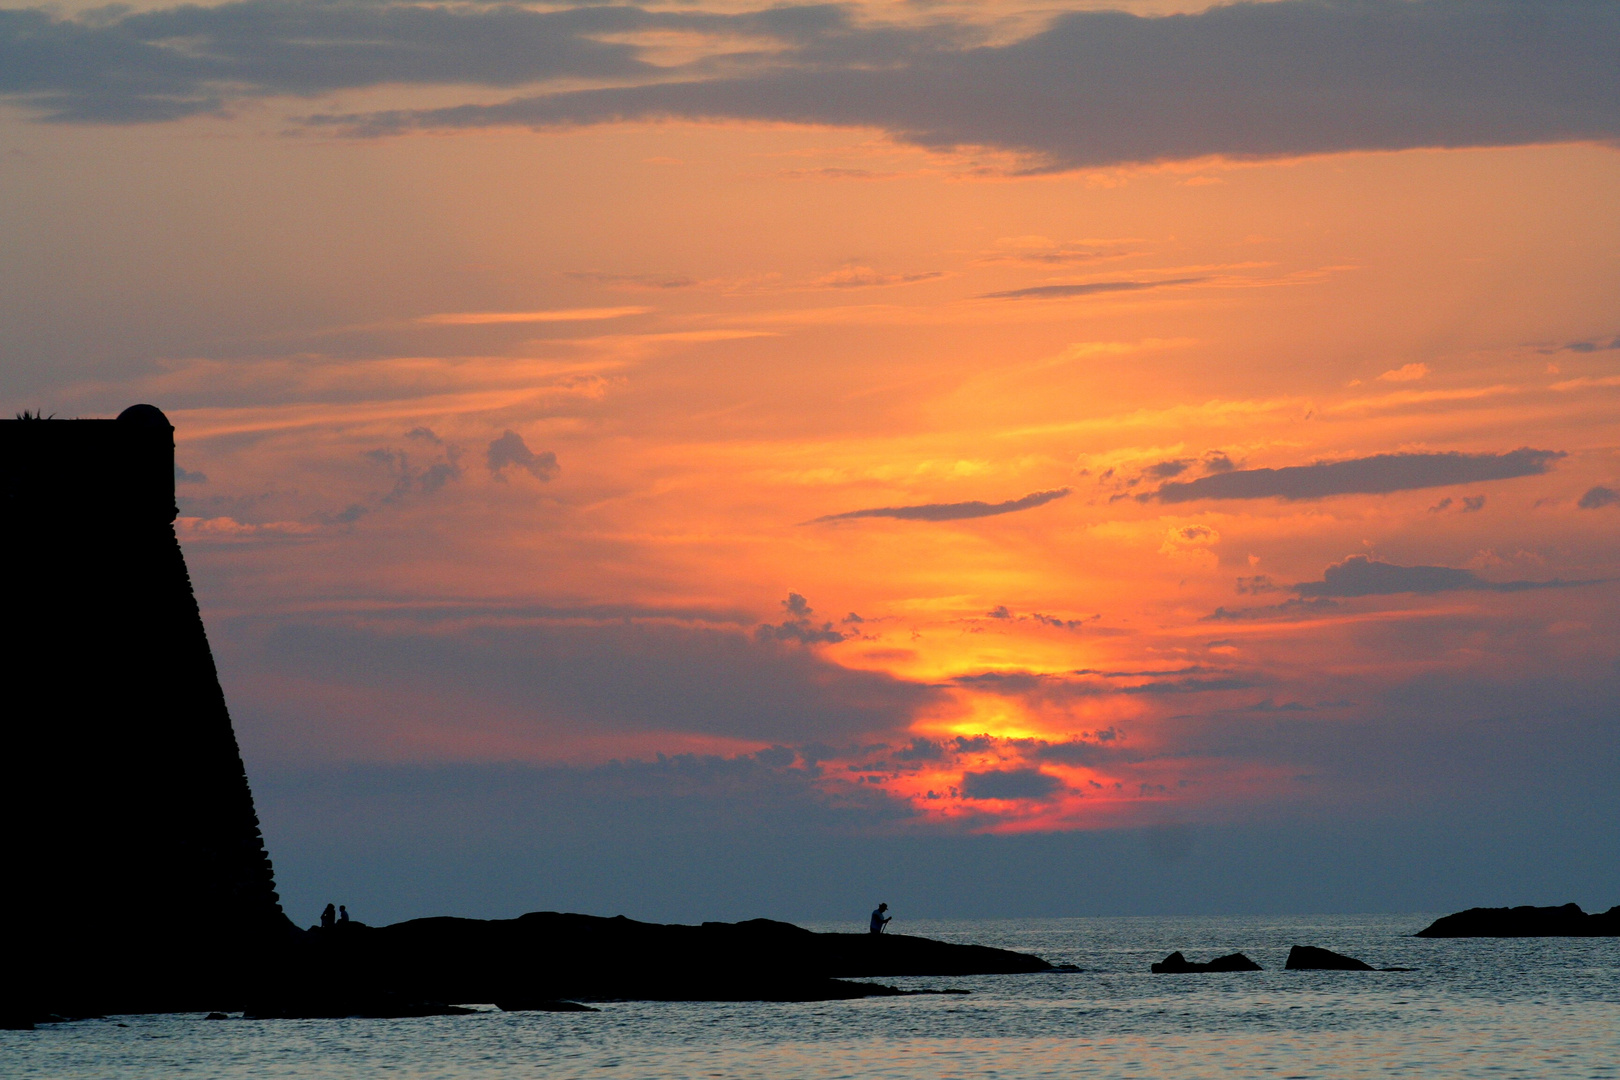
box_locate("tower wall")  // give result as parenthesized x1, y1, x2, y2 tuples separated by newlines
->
(1, 405, 287, 1012)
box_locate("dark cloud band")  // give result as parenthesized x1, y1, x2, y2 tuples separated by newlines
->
(1294, 555, 1598, 597)
(7, 1, 1619, 173)
(265, 614, 937, 741)
(310, 0, 1620, 168)
(1149, 449, 1562, 503)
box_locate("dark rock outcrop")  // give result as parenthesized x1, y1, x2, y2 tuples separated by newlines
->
(1285, 945, 1374, 970)
(498, 999, 600, 1013)
(245, 996, 479, 1020)
(1150, 951, 1261, 973)
(1, 1011, 107, 1030)
(1415, 903, 1620, 938)
(239, 913, 1051, 1013)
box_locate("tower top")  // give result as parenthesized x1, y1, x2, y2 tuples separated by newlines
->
(117, 403, 173, 429)
(0, 403, 178, 524)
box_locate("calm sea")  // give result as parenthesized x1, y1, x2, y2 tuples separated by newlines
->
(8, 914, 1618, 1079)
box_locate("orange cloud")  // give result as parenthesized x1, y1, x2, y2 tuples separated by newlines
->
(1378, 362, 1430, 382)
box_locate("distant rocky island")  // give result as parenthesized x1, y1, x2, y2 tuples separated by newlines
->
(1416, 903, 1620, 937)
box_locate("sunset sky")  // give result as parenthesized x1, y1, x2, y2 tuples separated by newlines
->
(5, 0, 1618, 924)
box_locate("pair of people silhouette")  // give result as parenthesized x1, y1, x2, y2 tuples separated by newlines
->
(319, 903, 351, 929)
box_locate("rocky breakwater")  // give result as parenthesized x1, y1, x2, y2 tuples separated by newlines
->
(1416, 903, 1620, 937)
(243, 912, 1054, 1017)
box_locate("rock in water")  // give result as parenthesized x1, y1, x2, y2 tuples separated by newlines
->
(1285, 946, 1374, 971)
(244, 996, 478, 1020)
(1415, 903, 1620, 937)
(1151, 951, 1261, 973)
(497, 999, 600, 1013)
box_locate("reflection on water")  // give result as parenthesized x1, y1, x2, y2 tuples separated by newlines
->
(8, 915, 1619, 1079)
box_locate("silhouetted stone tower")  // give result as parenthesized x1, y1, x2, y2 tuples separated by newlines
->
(1, 405, 288, 1011)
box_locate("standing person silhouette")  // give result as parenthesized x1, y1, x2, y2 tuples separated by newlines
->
(869, 903, 891, 935)
(320, 903, 336, 930)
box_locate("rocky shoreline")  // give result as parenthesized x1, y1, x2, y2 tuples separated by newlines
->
(6, 912, 1052, 1024)
(14, 901, 1618, 1026)
(251, 912, 1050, 1014)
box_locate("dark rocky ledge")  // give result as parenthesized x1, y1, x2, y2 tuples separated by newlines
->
(7, 912, 1051, 1022)
(1415, 903, 1620, 938)
(1150, 951, 1261, 973)
(239, 912, 1052, 1016)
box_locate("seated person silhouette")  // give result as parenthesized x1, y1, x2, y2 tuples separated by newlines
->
(339, 905, 350, 924)
(870, 903, 891, 935)
(320, 903, 336, 930)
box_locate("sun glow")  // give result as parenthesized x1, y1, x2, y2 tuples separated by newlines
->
(11, 83, 1613, 846)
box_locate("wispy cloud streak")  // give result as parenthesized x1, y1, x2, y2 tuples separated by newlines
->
(810, 487, 1070, 523)
(981, 277, 1205, 300)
